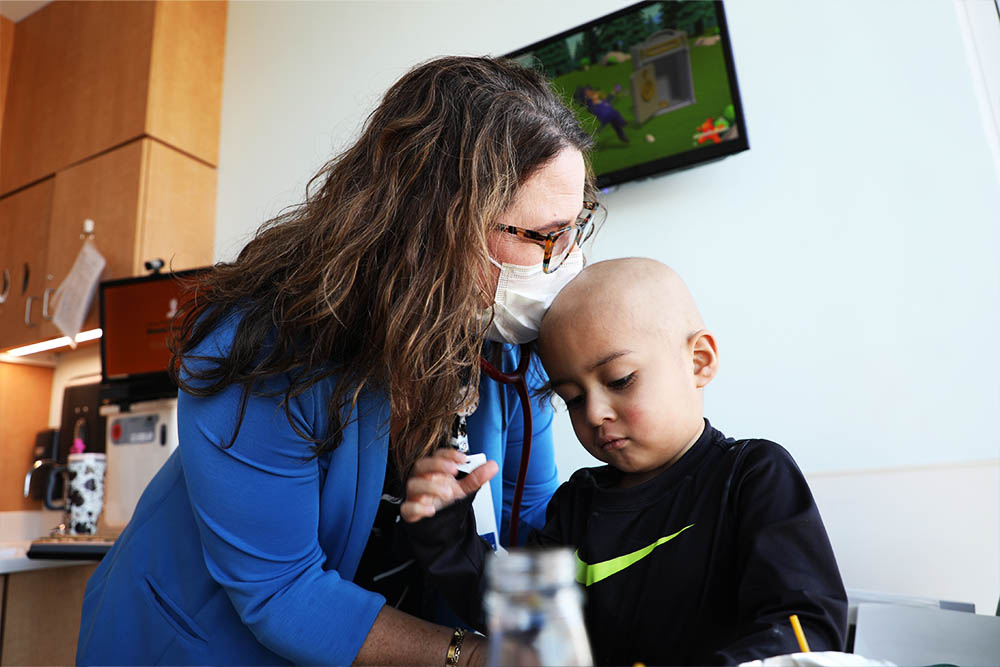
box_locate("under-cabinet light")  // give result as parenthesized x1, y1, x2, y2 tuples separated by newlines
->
(4, 328, 103, 357)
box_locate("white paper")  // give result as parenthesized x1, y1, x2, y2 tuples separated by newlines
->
(52, 240, 107, 340)
(740, 651, 896, 667)
(457, 452, 506, 554)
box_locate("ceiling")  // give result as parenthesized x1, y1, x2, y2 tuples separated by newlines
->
(0, 0, 52, 23)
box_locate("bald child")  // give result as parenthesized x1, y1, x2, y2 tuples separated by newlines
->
(402, 258, 848, 666)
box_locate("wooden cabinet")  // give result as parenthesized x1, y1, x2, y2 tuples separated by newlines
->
(40, 138, 216, 340)
(0, 564, 99, 665)
(0, 0, 224, 351)
(0, 180, 54, 350)
(0, 138, 217, 349)
(0, 15, 14, 144)
(145, 0, 227, 168)
(1, 0, 226, 196)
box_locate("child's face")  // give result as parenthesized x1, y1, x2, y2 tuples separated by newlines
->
(540, 310, 709, 488)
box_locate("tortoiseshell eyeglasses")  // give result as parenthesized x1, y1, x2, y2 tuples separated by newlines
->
(497, 201, 606, 273)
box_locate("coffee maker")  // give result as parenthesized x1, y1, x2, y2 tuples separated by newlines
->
(23, 428, 60, 501)
(100, 398, 178, 527)
(23, 381, 106, 506)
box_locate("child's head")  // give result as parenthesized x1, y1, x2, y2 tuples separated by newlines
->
(538, 258, 719, 487)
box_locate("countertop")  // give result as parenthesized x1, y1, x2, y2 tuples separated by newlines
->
(0, 540, 94, 574)
(1, 510, 96, 573)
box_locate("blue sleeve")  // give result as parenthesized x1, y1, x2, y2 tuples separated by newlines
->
(177, 324, 384, 664)
(499, 347, 560, 546)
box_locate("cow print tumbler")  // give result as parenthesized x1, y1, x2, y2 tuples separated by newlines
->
(65, 453, 107, 535)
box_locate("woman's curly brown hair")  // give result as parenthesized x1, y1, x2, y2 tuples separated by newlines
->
(169, 56, 595, 476)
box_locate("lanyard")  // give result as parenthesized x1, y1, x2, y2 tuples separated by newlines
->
(479, 343, 533, 547)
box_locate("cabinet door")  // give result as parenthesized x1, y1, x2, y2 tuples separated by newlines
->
(0, 1, 156, 195)
(139, 140, 217, 274)
(0, 1, 227, 196)
(39, 138, 217, 341)
(41, 141, 145, 340)
(0, 564, 99, 665)
(0, 15, 14, 143)
(146, 0, 227, 167)
(0, 179, 54, 351)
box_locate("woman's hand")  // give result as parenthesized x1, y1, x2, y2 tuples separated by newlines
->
(400, 448, 498, 523)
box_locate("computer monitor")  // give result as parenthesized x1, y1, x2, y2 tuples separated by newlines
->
(98, 268, 206, 404)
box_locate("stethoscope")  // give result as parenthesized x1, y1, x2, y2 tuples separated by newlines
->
(479, 343, 534, 547)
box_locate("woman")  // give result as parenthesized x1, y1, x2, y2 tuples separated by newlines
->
(76, 56, 603, 665)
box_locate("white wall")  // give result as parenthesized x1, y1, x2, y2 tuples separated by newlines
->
(807, 459, 999, 614)
(216, 0, 1000, 614)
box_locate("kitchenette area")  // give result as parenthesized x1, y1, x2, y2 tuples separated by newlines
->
(0, 1, 226, 663)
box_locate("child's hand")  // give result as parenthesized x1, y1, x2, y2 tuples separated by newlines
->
(400, 448, 499, 523)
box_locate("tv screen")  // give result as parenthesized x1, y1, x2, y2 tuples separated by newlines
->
(506, 1, 748, 189)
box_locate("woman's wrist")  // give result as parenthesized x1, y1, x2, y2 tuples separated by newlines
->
(355, 606, 484, 666)
(457, 631, 486, 667)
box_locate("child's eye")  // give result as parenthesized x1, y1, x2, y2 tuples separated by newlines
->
(563, 394, 584, 410)
(608, 373, 636, 390)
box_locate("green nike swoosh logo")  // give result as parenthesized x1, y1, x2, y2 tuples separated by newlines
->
(575, 523, 695, 587)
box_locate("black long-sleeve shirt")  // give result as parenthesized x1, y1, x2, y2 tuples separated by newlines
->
(405, 420, 848, 666)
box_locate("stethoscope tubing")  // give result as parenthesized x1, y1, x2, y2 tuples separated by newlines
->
(479, 343, 534, 547)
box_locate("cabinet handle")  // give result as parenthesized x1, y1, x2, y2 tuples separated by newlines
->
(22, 261, 30, 295)
(0, 268, 9, 303)
(25, 295, 38, 326)
(42, 287, 57, 319)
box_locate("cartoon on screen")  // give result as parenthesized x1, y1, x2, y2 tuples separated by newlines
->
(510, 1, 743, 182)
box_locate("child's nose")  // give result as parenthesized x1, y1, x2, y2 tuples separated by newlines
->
(585, 396, 615, 427)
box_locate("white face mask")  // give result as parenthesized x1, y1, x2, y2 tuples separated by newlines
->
(481, 249, 584, 344)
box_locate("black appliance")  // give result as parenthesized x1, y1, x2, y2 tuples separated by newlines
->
(58, 381, 107, 460)
(24, 428, 60, 500)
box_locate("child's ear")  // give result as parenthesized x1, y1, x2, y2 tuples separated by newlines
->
(688, 330, 719, 388)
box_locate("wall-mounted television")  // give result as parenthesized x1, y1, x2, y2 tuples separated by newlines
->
(506, 1, 749, 189)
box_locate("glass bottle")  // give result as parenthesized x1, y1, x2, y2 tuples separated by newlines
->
(485, 547, 593, 666)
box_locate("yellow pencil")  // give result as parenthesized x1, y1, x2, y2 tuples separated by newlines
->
(789, 614, 810, 653)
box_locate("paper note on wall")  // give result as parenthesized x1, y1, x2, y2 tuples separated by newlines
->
(52, 240, 107, 340)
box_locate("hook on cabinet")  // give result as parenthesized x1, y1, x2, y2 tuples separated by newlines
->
(80, 217, 96, 241)
(24, 295, 38, 327)
(42, 287, 57, 320)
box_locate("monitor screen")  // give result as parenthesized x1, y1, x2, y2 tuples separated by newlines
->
(99, 269, 205, 394)
(506, 1, 748, 188)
